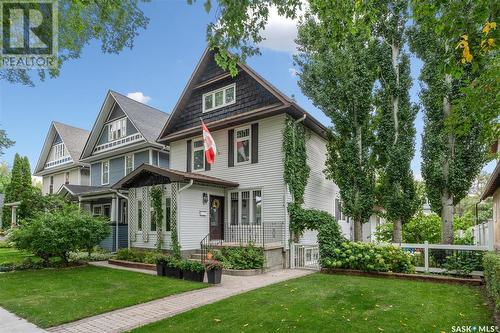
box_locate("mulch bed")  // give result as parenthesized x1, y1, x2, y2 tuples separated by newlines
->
(321, 268, 483, 286)
(108, 259, 155, 271)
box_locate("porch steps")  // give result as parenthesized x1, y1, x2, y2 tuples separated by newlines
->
(188, 250, 206, 263)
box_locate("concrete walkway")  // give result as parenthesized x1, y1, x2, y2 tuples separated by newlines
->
(48, 262, 313, 333)
(0, 307, 48, 333)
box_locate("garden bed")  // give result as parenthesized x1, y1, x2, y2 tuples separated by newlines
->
(322, 268, 483, 286)
(108, 259, 155, 271)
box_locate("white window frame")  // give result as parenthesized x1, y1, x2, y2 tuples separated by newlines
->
(192, 138, 205, 171)
(202, 83, 236, 113)
(228, 189, 263, 226)
(53, 143, 66, 160)
(92, 204, 103, 216)
(234, 126, 251, 166)
(124, 154, 134, 175)
(101, 160, 110, 185)
(107, 117, 127, 142)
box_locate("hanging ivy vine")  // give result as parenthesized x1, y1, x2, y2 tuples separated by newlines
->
(283, 114, 310, 205)
(150, 186, 164, 251)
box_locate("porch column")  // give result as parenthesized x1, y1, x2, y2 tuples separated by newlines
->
(11, 206, 17, 228)
(111, 196, 118, 252)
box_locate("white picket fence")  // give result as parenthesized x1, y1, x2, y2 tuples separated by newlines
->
(472, 220, 494, 247)
(392, 242, 488, 275)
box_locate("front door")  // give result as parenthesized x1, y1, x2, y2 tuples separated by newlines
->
(209, 195, 224, 240)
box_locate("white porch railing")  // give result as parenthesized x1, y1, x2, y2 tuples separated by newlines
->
(290, 243, 320, 270)
(392, 242, 488, 275)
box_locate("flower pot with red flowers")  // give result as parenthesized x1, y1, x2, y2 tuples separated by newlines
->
(205, 260, 223, 284)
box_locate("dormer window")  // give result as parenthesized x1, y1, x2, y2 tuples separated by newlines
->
(53, 143, 66, 160)
(108, 118, 127, 141)
(202, 83, 236, 113)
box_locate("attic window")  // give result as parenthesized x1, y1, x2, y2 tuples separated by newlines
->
(202, 83, 236, 113)
(108, 118, 127, 141)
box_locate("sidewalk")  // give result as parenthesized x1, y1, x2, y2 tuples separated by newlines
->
(48, 262, 313, 333)
(0, 307, 48, 333)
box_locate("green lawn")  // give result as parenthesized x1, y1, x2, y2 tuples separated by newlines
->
(0, 266, 207, 328)
(132, 273, 493, 333)
(0, 247, 33, 265)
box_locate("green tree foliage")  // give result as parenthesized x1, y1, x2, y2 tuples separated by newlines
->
(409, 0, 497, 243)
(373, 0, 419, 242)
(295, 1, 378, 241)
(10, 204, 110, 264)
(2, 154, 33, 228)
(0, 129, 14, 156)
(0, 162, 11, 194)
(2, 0, 149, 86)
(189, 0, 302, 75)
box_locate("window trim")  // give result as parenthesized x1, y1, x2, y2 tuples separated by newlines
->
(192, 137, 205, 171)
(234, 126, 251, 166)
(228, 189, 263, 226)
(53, 142, 66, 160)
(101, 160, 110, 185)
(202, 83, 236, 113)
(124, 154, 134, 175)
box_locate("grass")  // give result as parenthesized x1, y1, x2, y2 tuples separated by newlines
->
(0, 266, 207, 328)
(132, 273, 493, 333)
(0, 247, 34, 265)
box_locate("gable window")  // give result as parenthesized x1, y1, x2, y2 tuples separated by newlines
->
(192, 139, 205, 171)
(53, 143, 66, 160)
(202, 84, 236, 113)
(102, 161, 109, 185)
(229, 189, 263, 225)
(235, 126, 251, 164)
(125, 154, 134, 175)
(107, 118, 127, 142)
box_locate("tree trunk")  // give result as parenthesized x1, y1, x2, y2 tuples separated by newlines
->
(441, 193, 454, 244)
(353, 218, 363, 242)
(392, 218, 402, 243)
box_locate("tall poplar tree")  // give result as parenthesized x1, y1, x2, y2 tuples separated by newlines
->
(2, 154, 32, 228)
(374, 0, 418, 242)
(409, 0, 496, 243)
(295, 1, 378, 241)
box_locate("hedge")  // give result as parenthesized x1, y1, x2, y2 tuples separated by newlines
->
(483, 252, 500, 309)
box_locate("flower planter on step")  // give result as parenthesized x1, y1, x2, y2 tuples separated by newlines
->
(206, 268, 222, 284)
(183, 270, 205, 282)
(165, 266, 183, 279)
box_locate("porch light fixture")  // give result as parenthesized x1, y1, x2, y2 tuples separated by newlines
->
(203, 192, 208, 205)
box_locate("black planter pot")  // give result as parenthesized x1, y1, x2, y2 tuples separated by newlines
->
(206, 268, 222, 284)
(156, 262, 166, 276)
(183, 270, 205, 282)
(165, 266, 183, 279)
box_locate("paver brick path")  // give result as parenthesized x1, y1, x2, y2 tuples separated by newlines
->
(47, 262, 313, 333)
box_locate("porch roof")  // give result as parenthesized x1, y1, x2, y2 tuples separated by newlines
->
(111, 164, 239, 189)
(58, 184, 113, 197)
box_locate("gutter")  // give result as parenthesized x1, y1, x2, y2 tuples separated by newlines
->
(179, 179, 194, 192)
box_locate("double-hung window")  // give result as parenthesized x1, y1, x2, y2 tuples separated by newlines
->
(235, 126, 251, 164)
(229, 189, 262, 225)
(102, 160, 109, 185)
(192, 139, 205, 171)
(53, 143, 65, 159)
(108, 118, 127, 141)
(125, 154, 134, 175)
(202, 84, 236, 113)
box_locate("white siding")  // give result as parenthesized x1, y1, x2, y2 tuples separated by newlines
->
(42, 167, 86, 195)
(170, 114, 287, 231)
(178, 185, 225, 250)
(299, 130, 338, 244)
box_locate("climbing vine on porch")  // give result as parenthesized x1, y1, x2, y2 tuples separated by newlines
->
(150, 186, 164, 251)
(282, 114, 310, 205)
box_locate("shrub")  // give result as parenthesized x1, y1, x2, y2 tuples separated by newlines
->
(179, 260, 205, 273)
(10, 205, 109, 265)
(213, 245, 264, 270)
(144, 251, 164, 264)
(318, 216, 346, 263)
(443, 251, 484, 276)
(483, 252, 500, 309)
(115, 248, 146, 262)
(69, 251, 113, 262)
(321, 242, 414, 273)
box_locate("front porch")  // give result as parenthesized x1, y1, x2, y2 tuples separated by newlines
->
(112, 164, 287, 263)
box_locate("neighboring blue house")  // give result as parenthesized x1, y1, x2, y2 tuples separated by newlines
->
(58, 90, 170, 251)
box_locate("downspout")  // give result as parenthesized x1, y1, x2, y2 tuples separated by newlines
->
(179, 179, 194, 193)
(294, 114, 306, 124)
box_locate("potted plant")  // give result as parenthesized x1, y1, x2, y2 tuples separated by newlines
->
(165, 258, 183, 279)
(154, 254, 169, 276)
(181, 260, 205, 282)
(205, 260, 223, 284)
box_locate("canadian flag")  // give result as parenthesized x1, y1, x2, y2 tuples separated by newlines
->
(201, 120, 217, 164)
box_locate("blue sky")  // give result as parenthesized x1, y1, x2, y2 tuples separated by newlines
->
(0, 0, 492, 178)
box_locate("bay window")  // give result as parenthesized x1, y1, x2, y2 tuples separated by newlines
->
(229, 189, 263, 225)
